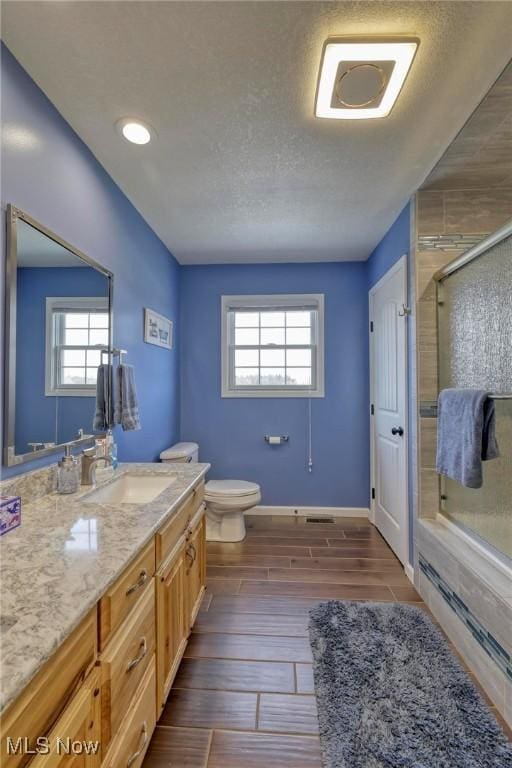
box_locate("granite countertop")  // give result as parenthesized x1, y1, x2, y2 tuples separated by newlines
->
(0, 461, 210, 714)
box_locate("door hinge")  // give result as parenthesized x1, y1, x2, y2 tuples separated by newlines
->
(370, 321, 374, 332)
(370, 403, 374, 416)
(371, 487, 375, 500)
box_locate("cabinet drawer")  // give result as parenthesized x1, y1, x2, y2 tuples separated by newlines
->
(100, 582, 155, 750)
(99, 540, 155, 650)
(29, 668, 101, 768)
(156, 481, 204, 566)
(102, 658, 156, 768)
(0, 610, 97, 768)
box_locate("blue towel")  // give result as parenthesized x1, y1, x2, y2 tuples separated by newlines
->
(113, 364, 141, 431)
(93, 364, 113, 431)
(436, 389, 499, 489)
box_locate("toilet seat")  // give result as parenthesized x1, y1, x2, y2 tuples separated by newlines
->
(205, 480, 260, 500)
(205, 491, 261, 509)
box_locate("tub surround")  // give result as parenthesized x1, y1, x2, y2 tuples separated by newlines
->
(418, 518, 512, 669)
(0, 461, 209, 714)
(413, 61, 512, 727)
(413, 185, 512, 725)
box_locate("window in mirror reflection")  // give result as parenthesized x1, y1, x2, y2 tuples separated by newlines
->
(46, 299, 109, 395)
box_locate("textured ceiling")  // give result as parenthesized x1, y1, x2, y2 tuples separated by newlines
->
(2, 1, 512, 264)
(422, 61, 512, 191)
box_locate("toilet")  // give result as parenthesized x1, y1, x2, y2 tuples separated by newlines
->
(160, 442, 261, 542)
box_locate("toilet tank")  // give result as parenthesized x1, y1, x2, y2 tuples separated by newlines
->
(160, 442, 199, 463)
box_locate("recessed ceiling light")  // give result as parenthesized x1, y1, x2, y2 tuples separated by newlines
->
(315, 38, 418, 120)
(115, 117, 154, 144)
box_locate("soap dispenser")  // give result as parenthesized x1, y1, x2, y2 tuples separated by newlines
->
(57, 445, 79, 494)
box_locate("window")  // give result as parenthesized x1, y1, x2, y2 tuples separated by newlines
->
(45, 297, 109, 397)
(222, 294, 324, 398)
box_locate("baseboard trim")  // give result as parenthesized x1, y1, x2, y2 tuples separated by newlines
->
(247, 505, 370, 518)
(405, 563, 415, 584)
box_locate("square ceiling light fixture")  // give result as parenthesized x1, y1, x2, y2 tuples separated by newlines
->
(315, 38, 418, 119)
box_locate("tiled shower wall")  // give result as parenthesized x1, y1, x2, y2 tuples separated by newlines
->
(413, 187, 512, 726)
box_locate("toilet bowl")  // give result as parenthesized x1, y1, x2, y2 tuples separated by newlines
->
(204, 480, 261, 542)
(159, 443, 261, 542)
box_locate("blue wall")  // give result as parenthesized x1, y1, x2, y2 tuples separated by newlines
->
(1, 44, 181, 477)
(180, 263, 370, 508)
(366, 204, 411, 289)
(15, 267, 108, 453)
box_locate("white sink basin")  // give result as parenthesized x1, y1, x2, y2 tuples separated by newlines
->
(83, 474, 176, 504)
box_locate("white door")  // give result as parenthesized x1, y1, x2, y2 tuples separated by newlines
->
(370, 256, 408, 565)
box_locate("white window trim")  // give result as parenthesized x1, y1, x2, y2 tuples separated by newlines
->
(45, 296, 109, 397)
(221, 293, 325, 398)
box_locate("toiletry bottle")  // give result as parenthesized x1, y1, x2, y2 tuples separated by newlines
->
(57, 445, 79, 494)
(95, 437, 106, 458)
(106, 430, 118, 469)
(111, 440, 118, 469)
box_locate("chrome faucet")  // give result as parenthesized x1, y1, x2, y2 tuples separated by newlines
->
(81, 448, 113, 486)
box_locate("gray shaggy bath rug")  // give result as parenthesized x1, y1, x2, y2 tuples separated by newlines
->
(309, 601, 512, 768)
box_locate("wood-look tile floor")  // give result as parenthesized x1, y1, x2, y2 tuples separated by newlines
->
(143, 515, 511, 767)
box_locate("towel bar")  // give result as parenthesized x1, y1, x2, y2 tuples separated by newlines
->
(99, 347, 128, 363)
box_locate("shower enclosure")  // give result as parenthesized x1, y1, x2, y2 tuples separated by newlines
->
(435, 221, 512, 561)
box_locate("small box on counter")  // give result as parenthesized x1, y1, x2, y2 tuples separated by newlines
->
(0, 495, 21, 536)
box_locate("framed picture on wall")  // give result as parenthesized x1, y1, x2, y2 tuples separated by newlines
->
(144, 308, 173, 349)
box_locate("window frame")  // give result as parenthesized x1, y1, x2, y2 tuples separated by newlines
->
(221, 294, 325, 398)
(45, 296, 109, 397)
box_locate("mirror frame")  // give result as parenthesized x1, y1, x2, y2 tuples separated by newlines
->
(4, 204, 114, 467)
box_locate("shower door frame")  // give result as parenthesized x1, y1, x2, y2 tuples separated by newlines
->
(433, 217, 512, 563)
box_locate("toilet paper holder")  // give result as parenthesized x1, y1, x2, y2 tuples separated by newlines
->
(264, 435, 289, 445)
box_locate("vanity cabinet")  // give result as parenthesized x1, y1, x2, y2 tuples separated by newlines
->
(0, 480, 206, 768)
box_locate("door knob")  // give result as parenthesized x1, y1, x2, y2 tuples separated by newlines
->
(391, 426, 404, 437)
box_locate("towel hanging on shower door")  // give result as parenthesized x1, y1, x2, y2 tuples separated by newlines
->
(436, 388, 499, 489)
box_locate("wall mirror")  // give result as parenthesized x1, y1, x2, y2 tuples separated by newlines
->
(4, 205, 113, 467)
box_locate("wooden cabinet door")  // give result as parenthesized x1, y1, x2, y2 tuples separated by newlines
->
(29, 669, 101, 768)
(185, 514, 206, 632)
(156, 540, 187, 713)
(0, 610, 97, 768)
